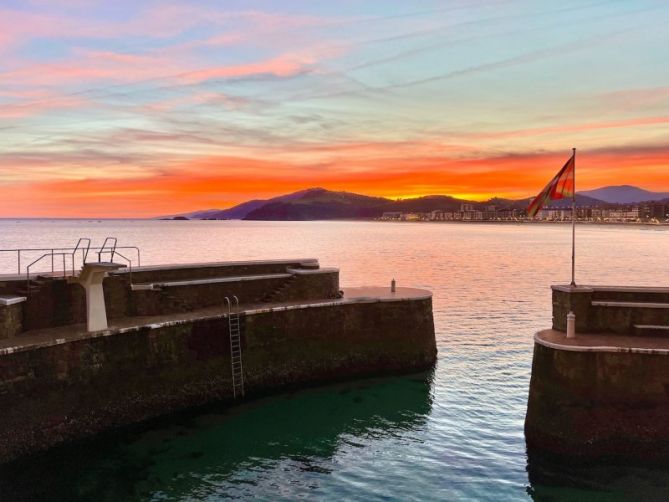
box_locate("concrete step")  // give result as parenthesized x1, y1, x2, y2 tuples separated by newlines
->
(592, 301, 669, 309)
(634, 324, 669, 336)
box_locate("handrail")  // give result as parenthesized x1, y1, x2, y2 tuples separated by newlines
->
(26, 252, 70, 292)
(71, 238, 91, 275)
(112, 250, 133, 284)
(0, 245, 140, 275)
(225, 296, 240, 314)
(97, 237, 118, 263)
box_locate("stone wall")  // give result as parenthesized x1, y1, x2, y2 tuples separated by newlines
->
(552, 286, 669, 334)
(17, 276, 131, 332)
(117, 259, 318, 284)
(0, 296, 436, 463)
(0, 304, 22, 339)
(525, 340, 669, 461)
(0, 261, 338, 336)
(131, 270, 339, 317)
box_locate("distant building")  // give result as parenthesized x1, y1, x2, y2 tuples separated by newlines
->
(381, 212, 403, 220)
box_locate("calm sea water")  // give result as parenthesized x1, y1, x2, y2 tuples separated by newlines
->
(1, 220, 669, 501)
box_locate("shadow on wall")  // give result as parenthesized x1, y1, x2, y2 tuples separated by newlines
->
(0, 369, 435, 502)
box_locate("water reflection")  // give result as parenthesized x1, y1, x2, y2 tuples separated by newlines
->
(527, 449, 669, 501)
(0, 370, 434, 501)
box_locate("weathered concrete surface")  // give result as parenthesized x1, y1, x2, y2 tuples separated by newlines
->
(526, 330, 669, 461)
(0, 303, 23, 340)
(0, 289, 436, 463)
(0, 260, 338, 335)
(552, 285, 669, 334)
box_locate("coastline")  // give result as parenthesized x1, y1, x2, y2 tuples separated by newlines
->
(1, 218, 667, 227)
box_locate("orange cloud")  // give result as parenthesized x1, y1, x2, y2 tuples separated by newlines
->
(2, 146, 668, 218)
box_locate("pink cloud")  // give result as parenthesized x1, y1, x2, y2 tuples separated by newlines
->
(0, 91, 90, 118)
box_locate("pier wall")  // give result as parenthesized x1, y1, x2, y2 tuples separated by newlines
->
(0, 303, 22, 340)
(552, 285, 669, 334)
(525, 338, 669, 460)
(0, 260, 339, 335)
(0, 296, 435, 463)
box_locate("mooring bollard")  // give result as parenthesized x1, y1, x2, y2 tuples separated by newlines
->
(391, 278, 396, 293)
(566, 311, 576, 339)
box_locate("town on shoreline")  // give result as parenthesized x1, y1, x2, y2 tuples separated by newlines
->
(380, 201, 669, 224)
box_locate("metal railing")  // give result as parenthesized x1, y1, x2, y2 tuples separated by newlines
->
(25, 252, 71, 291)
(0, 241, 140, 276)
(97, 237, 118, 263)
(72, 238, 91, 275)
(111, 250, 134, 284)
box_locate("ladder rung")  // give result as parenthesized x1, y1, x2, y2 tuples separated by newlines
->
(227, 312, 245, 399)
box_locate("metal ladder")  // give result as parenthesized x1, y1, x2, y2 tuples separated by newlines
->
(225, 296, 244, 398)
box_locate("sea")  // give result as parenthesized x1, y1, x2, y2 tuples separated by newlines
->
(1, 219, 669, 501)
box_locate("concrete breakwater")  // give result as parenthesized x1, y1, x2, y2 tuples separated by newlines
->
(0, 259, 436, 463)
(525, 285, 669, 461)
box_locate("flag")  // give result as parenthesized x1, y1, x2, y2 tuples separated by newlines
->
(528, 153, 575, 218)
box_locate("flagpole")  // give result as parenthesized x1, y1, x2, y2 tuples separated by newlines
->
(571, 147, 576, 287)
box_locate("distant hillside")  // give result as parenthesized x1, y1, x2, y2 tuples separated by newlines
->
(188, 188, 328, 220)
(579, 185, 669, 204)
(541, 194, 606, 208)
(202, 200, 268, 219)
(165, 184, 669, 221)
(480, 194, 603, 210)
(380, 195, 468, 213)
(245, 188, 390, 220)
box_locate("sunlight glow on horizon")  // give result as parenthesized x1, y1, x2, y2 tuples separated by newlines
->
(1, 0, 669, 217)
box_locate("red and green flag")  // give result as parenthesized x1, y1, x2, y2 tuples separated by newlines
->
(527, 153, 575, 218)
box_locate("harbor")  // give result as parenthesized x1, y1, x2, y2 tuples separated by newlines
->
(0, 219, 668, 499)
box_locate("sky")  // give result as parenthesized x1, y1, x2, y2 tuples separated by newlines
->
(1, 0, 669, 217)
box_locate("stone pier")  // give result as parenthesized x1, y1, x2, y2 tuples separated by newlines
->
(0, 259, 436, 463)
(525, 285, 669, 461)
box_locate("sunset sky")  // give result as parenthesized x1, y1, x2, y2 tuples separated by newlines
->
(1, 0, 669, 217)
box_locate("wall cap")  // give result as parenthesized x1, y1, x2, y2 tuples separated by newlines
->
(535, 329, 669, 355)
(131, 272, 293, 290)
(286, 267, 338, 275)
(551, 285, 594, 293)
(0, 295, 27, 306)
(113, 258, 319, 275)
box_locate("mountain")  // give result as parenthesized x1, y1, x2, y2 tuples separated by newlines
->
(183, 188, 328, 220)
(541, 194, 606, 208)
(245, 188, 390, 220)
(579, 185, 669, 204)
(202, 199, 268, 219)
(166, 185, 669, 221)
(246, 191, 482, 220)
